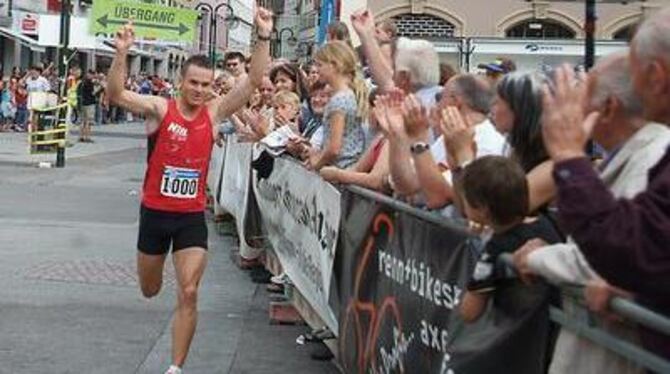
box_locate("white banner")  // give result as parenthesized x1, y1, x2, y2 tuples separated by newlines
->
(252, 148, 341, 333)
(217, 138, 261, 260)
(207, 143, 226, 216)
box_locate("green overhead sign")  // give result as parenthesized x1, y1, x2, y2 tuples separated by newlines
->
(91, 0, 198, 43)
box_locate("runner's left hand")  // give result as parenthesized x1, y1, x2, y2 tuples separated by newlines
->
(255, 7, 274, 36)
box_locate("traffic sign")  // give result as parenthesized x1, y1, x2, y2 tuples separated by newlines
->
(91, 0, 198, 43)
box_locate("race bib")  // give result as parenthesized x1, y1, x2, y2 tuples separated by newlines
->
(160, 166, 200, 199)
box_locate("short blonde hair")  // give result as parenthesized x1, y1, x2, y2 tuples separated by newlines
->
(273, 90, 300, 109)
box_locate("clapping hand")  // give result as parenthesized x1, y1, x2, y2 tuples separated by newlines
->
(401, 94, 430, 140)
(440, 106, 475, 166)
(541, 64, 599, 162)
(380, 89, 408, 140)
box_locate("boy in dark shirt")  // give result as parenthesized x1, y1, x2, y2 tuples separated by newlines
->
(457, 156, 563, 323)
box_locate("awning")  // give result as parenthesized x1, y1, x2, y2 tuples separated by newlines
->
(93, 43, 116, 58)
(469, 38, 628, 57)
(0, 27, 45, 52)
(130, 48, 154, 58)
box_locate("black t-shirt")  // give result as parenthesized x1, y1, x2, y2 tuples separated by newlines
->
(467, 215, 563, 293)
(79, 78, 97, 106)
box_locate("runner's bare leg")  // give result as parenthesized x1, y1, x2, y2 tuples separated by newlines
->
(172, 247, 207, 367)
(137, 251, 167, 297)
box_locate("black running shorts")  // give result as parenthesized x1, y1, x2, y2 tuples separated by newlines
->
(137, 205, 208, 255)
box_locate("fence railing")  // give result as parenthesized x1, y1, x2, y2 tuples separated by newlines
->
(346, 184, 670, 373)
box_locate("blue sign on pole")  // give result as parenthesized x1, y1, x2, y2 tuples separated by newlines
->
(316, 0, 334, 45)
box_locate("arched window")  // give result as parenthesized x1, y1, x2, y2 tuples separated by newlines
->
(613, 24, 638, 41)
(506, 19, 576, 39)
(391, 13, 456, 39)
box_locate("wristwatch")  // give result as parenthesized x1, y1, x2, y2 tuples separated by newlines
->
(257, 33, 272, 41)
(410, 142, 430, 155)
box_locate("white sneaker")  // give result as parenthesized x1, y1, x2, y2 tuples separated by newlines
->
(165, 365, 182, 374)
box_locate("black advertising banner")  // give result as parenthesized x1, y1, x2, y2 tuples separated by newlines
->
(335, 189, 552, 374)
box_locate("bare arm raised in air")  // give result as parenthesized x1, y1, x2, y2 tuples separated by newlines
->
(209, 8, 273, 124)
(106, 22, 166, 122)
(350, 9, 395, 93)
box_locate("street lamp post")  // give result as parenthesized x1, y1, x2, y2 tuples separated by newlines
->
(584, 0, 596, 70)
(56, 0, 72, 168)
(195, 2, 237, 66)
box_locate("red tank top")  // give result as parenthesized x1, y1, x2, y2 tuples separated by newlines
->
(142, 99, 214, 212)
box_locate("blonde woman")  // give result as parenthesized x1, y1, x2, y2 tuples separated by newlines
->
(308, 41, 369, 170)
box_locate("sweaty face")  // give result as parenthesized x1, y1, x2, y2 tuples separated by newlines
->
(181, 65, 214, 106)
(273, 71, 297, 93)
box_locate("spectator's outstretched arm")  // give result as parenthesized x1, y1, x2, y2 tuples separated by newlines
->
(542, 65, 670, 294)
(527, 160, 556, 213)
(514, 239, 597, 285)
(210, 8, 273, 124)
(106, 22, 165, 120)
(351, 9, 395, 93)
(320, 142, 390, 191)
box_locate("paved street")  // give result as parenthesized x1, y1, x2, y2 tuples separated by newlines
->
(0, 124, 339, 374)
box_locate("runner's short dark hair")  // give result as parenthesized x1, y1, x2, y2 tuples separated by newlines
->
(181, 55, 213, 77)
(460, 156, 529, 226)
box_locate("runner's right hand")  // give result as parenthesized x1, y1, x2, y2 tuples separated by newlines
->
(115, 22, 135, 53)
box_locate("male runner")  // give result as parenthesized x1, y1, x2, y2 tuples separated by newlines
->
(106, 7, 273, 374)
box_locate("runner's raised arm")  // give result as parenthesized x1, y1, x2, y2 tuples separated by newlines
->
(106, 22, 166, 120)
(209, 7, 273, 124)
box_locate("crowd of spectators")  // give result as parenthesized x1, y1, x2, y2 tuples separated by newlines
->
(0, 61, 177, 142)
(209, 6, 670, 372)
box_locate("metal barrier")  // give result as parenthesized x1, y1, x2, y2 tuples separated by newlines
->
(345, 184, 670, 373)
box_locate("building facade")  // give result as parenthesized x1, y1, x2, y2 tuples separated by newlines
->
(0, 0, 194, 78)
(368, 0, 669, 71)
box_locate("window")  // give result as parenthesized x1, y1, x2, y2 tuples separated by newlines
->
(391, 13, 455, 40)
(613, 24, 638, 41)
(506, 19, 576, 39)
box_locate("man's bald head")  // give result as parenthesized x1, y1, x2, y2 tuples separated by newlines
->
(445, 74, 493, 115)
(630, 6, 670, 123)
(589, 51, 643, 118)
(632, 7, 670, 67)
(588, 52, 646, 150)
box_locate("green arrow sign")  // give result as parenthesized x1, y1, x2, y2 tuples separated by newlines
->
(91, 0, 198, 43)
